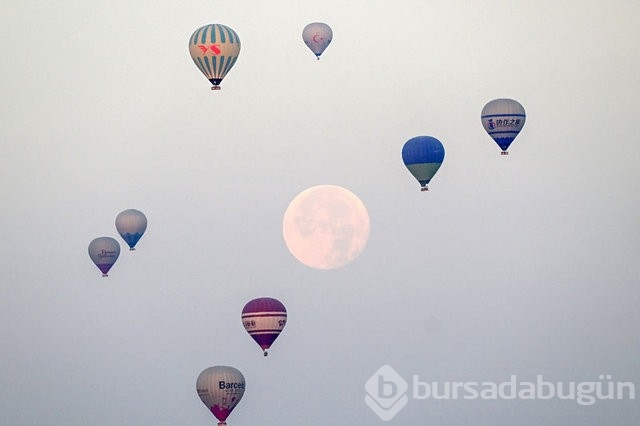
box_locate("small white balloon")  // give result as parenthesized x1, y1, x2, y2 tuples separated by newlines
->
(302, 22, 333, 59)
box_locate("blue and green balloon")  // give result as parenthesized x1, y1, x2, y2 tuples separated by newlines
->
(402, 136, 445, 191)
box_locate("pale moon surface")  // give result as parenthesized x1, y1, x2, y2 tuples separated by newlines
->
(282, 185, 370, 270)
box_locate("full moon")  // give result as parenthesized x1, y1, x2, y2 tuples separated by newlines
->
(282, 185, 370, 270)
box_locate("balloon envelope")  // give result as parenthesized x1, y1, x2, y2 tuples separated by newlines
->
(88, 237, 120, 277)
(115, 209, 147, 250)
(402, 136, 445, 191)
(481, 98, 526, 154)
(189, 24, 241, 90)
(196, 366, 245, 423)
(302, 22, 333, 59)
(242, 297, 287, 356)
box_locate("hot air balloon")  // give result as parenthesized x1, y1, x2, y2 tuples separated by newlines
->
(402, 136, 445, 191)
(197, 366, 245, 426)
(88, 237, 120, 277)
(242, 297, 287, 356)
(481, 98, 526, 155)
(189, 24, 241, 90)
(115, 209, 147, 250)
(302, 22, 332, 59)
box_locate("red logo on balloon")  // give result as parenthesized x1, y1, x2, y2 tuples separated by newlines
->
(197, 44, 221, 55)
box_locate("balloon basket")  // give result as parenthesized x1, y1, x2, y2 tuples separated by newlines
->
(211, 86, 221, 91)
(501, 151, 509, 156)
(218, 423, 227, 426)
(263, 351, 268, 357)
(420, 187, 429, 192)
(129, 248, 135, 251)
(102, 273, 108, 277)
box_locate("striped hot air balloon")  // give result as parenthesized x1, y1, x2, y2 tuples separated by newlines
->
(196, 366, 245, 426)
(115, 209, 147, 250)
(402, 136, 445, 191)
(302, 22, 333, 59)
(88, 237, 120, 277)
(242, 297, 287, 356)
(481, 98, 526, 155)
(189, 24, 241, 90)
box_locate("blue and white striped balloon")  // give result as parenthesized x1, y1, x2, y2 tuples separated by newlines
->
(189, 24, 241, 90)
(481, 98, 526, 155)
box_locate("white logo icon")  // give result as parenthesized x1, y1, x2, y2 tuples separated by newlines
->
(365, 365, 409, 421)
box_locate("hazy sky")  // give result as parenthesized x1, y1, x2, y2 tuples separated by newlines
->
(1, 1, 639, 425)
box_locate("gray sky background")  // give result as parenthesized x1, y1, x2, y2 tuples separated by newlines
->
(1, 1, 639, 425)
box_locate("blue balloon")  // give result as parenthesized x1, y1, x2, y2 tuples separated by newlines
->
(402, 136, 445, 191)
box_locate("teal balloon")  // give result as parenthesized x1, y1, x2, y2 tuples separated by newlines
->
(402, 136, 445, 191)
(188, 24, 241, 90)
